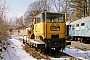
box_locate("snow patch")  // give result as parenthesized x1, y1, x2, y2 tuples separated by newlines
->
(63, 48, 90, 60)
(2, 37, 36, 60)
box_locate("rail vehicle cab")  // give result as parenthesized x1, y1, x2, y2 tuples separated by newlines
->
(34, 11, 66, 49)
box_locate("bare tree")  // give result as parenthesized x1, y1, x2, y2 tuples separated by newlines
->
(51, 0, 66, 13)
(0, 0, 9, 41)
(27, 0, 52, 15)
(15, 16, 25, 29)
(69, 0, 88, 20)
(24, 0, 52, 26)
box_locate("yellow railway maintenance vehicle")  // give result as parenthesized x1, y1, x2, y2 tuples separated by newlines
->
(23, 11, 69, 52)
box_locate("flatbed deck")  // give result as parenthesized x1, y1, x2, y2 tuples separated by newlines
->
(29, 39, 45, 49)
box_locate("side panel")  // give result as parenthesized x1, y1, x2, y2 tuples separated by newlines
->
(34, 22, 45, 39)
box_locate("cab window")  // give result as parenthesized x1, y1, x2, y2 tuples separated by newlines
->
(81, 23, 85, 26)
(76, 24, 79, 27)
(34, 13, 45, 24)
(46, 13, 65, 23)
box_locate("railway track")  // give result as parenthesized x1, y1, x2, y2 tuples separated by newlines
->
(23, 44, 51, 59)
(15, 36, 90, 60)
(14, 35, 89, 60)
(9, 35, 90, 60)
(23, 44, 81, 60)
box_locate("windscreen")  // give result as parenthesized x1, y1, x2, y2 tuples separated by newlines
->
(46, 13, 65, 23)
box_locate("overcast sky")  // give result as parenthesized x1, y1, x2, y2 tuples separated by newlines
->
(7, 0, 36, 18)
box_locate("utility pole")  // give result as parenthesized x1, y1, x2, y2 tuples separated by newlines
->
(44, 0, 47, 11)
(88, 0, 90, 16)
(65, 0, 68, 21)
(84, 0, 87, 17)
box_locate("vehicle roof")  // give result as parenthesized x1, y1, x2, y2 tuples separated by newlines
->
(66, 21, 71, 25)
(35, 11, 65, 17)
(69, 16, 90, 25)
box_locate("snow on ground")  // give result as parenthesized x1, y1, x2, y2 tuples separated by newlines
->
(1, 36, 36, 60)
(63, 47, 90, 60)
(1, 35, 90, 60)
